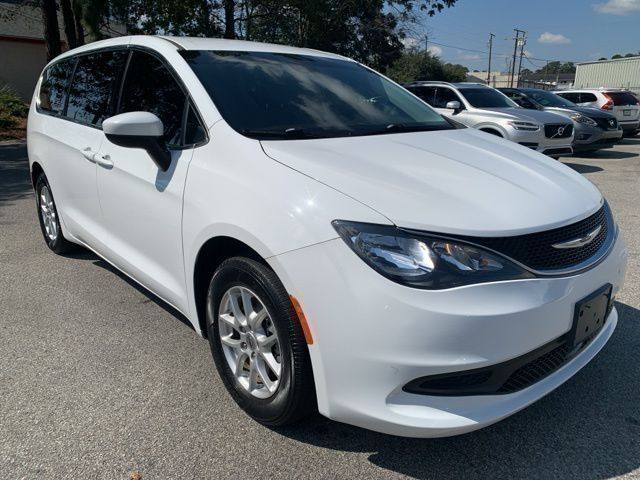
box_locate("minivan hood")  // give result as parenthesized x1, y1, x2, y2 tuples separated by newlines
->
(261, 128, 602, 236)
(483, 107, 572, 124)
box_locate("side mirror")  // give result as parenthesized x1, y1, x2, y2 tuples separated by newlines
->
(103, 112, 171, 171)
(446, 100, 462, 113)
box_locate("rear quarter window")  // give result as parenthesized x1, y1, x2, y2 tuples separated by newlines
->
(39, 59, 75, 115)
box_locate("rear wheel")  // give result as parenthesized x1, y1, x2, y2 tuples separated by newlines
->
(35, 172, 77, 254)
(206, 257, 316, 426)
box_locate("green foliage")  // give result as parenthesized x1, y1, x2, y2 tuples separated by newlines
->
(0, 85, 28, 129)
(611, 54, 623, 59)
(535, 61, 576, 74)
(385, 49, 467, 83)
(73, 0, 458, 71)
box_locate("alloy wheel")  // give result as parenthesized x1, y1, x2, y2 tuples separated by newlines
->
(218, 286, 282, 399)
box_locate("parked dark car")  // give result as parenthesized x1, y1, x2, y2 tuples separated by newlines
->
(499, 88, 623, 153)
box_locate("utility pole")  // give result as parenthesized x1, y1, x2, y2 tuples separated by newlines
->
(487, 33, 495, 85)
(516, 34, 527, 87)
(510, 28, 525, 87)
(425, 35, 428, 52)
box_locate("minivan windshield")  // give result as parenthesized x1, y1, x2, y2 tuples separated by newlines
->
(459, 88, 518, 109)
(523, 89, 576, 108)
(181, 50, 453, 139)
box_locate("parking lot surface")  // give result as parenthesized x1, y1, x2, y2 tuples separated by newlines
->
(1, 139, 639, 479)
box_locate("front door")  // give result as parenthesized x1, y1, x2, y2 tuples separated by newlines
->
(95, 50, 198, 312)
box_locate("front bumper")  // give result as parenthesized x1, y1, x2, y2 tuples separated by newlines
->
(269, 233, 628, 437)
(572, 124, 623, 152)
(619, 120, 639, 132)
(504, 127, 573, 156)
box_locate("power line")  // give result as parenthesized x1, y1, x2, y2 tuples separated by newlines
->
(426, 39, 582, 64)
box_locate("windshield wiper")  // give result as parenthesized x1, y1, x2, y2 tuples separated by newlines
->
(241, 128, 324, 139)
(358, 123, 451, 136)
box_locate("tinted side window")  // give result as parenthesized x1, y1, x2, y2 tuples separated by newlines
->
(581, 93, 598, 102)
(66, 50, 128, 127)
(408, 86, 434, 105)
(120, 51, 186, 146)
(558, 92, 579, 103)
(39, 59, 75, 115)
(434, 88, 462, 108)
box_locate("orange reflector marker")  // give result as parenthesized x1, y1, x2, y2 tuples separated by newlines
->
(290, 295, 314, 345)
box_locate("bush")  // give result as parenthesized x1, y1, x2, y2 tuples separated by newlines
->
(0, 85, 28, 129)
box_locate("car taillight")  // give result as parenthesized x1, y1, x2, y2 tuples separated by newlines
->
(601, 93, 614, 110)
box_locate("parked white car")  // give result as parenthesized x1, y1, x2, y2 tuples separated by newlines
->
(28, 36, 627, 438)
(404, 81, 575, 157)
(555, 88, 640, 136)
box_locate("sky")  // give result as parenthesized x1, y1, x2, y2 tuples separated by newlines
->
(402, 0, 640, 72)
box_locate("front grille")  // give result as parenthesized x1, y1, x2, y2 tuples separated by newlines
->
(595, 117, 618, 130)
(458, 204, 610, 272)
(545, 123, 573, 138)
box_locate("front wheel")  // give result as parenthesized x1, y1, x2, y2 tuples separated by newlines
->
(206, 257, 316, 426)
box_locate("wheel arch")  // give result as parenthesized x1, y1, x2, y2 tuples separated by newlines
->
(192, 236, 267, 338)
(478, 127, 504, 137)
(30, 161, 44, 188)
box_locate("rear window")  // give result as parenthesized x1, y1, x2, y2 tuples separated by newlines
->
(606, 91, 639, 106)
(39, 59, 75, 115)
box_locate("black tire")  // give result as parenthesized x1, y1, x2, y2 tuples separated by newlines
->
(35, 172, 77, 254)
(206, 256, 316, 426)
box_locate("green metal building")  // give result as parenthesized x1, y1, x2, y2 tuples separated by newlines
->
(574, 56, 640, 91)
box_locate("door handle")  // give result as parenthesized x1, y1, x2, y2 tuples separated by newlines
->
(95, 154, 114, 168)
(81, 147, 96, 162)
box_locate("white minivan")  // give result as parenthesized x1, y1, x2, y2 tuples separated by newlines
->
(28, 36, 627, 438)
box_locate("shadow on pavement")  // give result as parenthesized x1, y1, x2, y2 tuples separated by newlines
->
(563, 162, 604, 174)
(273, 301, 640, 480)
(0, 142, 32, 206)
(575, 149, 638, 160)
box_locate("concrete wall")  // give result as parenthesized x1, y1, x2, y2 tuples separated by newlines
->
(0, 38, 47, 101)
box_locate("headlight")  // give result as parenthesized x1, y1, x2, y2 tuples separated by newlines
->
(507, 121, 540, 131)
(570, 113, 598, 127)
(332, 221, 534, 289)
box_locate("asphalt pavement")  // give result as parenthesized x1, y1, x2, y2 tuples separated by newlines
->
(1, 138, 639, 479)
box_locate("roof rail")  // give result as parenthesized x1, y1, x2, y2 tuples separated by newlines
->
(404, 80, 454, 86)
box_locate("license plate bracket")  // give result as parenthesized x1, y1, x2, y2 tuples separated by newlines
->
(569, 284, 612, 348)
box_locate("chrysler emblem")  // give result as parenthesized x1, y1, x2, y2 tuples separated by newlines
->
(552, 225, 602, 249)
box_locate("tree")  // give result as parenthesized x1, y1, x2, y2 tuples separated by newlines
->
(385, 49, 466, 83)
(598, 57, 607, 61)
(611, 54, 623, 59)
(41, 0, 62, 60)
(535, 61, 575, 74)
(26, 0, 460, 71)
(60, 0, 78, 48)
